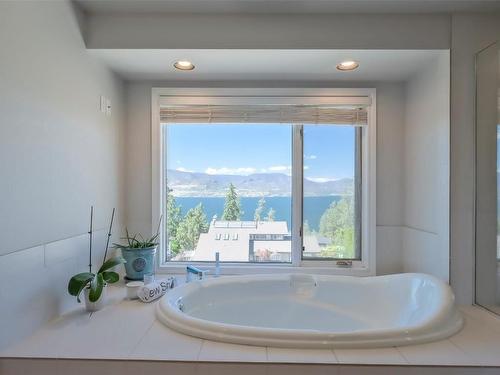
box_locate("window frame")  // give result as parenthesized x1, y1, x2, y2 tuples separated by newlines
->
(152, 88, 376, 276)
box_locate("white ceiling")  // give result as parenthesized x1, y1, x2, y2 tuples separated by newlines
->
(89, 49, 444, 82)
(76, 0, 500, 15)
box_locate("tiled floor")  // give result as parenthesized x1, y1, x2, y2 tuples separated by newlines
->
(2, 285, 500, 369)
(0, 359, 498, 375)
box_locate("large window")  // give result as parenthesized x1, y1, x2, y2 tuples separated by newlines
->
(153, 89, 375, 271)
(163, 124, 361, 263)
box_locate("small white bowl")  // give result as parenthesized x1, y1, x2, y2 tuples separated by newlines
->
(126, 281, 144, 300)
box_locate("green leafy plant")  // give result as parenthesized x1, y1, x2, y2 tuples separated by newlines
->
(113, 228, 160, 249)
(68, 256, 126, 302)
(113, 216, 163, 250)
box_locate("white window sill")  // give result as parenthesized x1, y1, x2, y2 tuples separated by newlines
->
(157, 262, 374, 277)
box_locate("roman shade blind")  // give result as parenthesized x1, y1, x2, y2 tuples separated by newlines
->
(159, 96, 370, 126)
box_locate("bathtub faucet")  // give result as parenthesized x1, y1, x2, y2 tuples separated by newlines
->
(186, 265, 209, 283)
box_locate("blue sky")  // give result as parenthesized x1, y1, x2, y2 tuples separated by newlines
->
(165, 124, 354, 181)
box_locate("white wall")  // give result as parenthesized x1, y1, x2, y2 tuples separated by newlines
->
(0, 1, 126, 351)
(125, 82, 153, 236)
(85, 13, 450, 50)
(124, 80, 406, 275)
(375, 84, 405, 275)
(402, 53, 450, 281)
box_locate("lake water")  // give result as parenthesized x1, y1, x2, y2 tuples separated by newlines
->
(174, 196, 343, 231)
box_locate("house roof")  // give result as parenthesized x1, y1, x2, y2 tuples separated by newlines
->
(192, 220, 321, 261)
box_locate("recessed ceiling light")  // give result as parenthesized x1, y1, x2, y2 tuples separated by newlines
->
(174, 60, 195, 71)
(336, 60, 359, 71)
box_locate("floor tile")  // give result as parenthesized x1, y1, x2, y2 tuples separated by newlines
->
(338, 365, 407, 375)
(339, 365, 485, 375)
(407, 368, 491, 375)
(56, 359, 126, 374)
(0, 358, 59, 375)
(122, 360, 197, 375)
(196, 362, 267, 375)
(267, 363, 339, 375)
(482, 367, 500, 375)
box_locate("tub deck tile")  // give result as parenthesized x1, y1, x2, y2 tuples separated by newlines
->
(449, 309, 500, 366)
(56, 298, 156, 359)
(397, 339, 479, 366)
(3, 285, 500, 368)
(129, 321, 203, 361)
(266, 347, 337, 363)
(460, 305, 500, 332)
(197, 340, 267, 362)
(333, 347, 407, 365)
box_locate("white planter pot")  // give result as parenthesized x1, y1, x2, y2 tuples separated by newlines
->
(84, 285, 107, 312)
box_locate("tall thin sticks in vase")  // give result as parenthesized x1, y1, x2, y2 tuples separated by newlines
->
(67, 207, 125, 308)
(103, 208, 115, 264)
(88, 206, 94, 273)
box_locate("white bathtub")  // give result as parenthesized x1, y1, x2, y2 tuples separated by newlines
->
(156, 273, 463, 348)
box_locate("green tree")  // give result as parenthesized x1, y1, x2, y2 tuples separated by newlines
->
(319, 198, 353, 238)
(175, 203, 209, 251)
(319, 197, 355, 258)
(266, 207, 276, 221)
(222, 183, 242, 221)
(254, 197, 266, 222)
(166, 188, 182, 254)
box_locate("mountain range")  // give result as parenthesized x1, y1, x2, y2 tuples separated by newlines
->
(167, 169, 353, 197)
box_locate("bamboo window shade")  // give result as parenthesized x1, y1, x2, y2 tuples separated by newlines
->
(160, 105, 368, 126)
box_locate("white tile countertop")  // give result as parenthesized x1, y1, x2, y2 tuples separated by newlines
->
(2, 280, 500, 367)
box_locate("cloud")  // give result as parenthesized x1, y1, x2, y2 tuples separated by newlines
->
(307, 177, 337, 183)
(176, 167, 194, 173)
(305, 154, 317, 160)
(205, 167, 257, 175)
(203, 165, 304, 176)
(267, 165, 291, 172)
(264, 165, 293, 175)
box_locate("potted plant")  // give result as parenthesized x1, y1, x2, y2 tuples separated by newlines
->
(114, 217, 162, 281)
(68, 256, 125, 311)
(68, 207, 126, 311)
